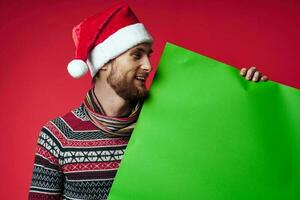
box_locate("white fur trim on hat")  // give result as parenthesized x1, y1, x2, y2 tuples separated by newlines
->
(67, 59, 88, 78)
(87, 23, 153, 77)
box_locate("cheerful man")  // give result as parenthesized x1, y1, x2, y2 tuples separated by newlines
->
(29, 3, 268, 200)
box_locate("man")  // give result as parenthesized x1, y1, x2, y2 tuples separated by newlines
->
(29, 3, 268, 200)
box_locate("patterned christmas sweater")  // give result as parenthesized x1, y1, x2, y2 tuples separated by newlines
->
(29, 104, 130, 200)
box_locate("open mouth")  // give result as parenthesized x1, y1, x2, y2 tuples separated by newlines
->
(135, 74, 147, 83)
(135, 76, 146, 82)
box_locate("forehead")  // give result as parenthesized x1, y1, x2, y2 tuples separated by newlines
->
(129, 42, 153, 53)
(115, 42, 153, 60)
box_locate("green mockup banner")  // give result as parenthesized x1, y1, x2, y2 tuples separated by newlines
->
(108, 42, 300, 200)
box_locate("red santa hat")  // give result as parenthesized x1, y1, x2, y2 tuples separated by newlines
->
(67, 2, 153, 78)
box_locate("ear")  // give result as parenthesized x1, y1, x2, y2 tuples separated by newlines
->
(101, 60, 113, 71)
(101, 65, 108, 70)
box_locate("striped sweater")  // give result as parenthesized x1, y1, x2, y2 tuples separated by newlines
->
(29, 104, 130, 200)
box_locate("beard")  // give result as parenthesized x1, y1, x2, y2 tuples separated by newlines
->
(107, 65, 148, 103)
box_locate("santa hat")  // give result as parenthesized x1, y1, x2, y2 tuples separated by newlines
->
(67, 2, 153, 78)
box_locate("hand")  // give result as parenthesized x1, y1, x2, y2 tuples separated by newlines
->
(240, 66, 268, 82)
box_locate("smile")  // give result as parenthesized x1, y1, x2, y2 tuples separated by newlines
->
(135, 76, 146, 82)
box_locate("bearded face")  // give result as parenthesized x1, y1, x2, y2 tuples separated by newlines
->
(106, 43, 152, 102)
(107, 62, 148, 102)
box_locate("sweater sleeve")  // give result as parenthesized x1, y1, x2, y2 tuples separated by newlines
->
(29, 123, 64, 200)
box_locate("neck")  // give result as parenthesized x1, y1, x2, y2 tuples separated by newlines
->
(93, 80, 133, 117)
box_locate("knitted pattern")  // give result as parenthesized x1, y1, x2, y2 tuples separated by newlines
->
(29, 104, 131, 200)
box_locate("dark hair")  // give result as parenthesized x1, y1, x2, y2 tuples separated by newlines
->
(91, 70, 100, 85)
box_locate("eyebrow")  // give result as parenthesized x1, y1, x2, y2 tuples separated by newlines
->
(134, 47, 153, 55)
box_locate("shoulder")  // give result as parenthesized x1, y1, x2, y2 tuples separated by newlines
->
(42, 104, 99, 140)
(49, 104, 90, 129)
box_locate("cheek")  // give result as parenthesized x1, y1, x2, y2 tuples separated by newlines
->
(114, 59, 139, 81)
(114, 70, 134, 84)
(124, 67, 138, 80)
(127, 71, 137, 82)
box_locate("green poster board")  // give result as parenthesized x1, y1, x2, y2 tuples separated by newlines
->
(108, 42, 300, 200)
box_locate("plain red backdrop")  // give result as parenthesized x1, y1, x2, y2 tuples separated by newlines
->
(0, 0, 299, 199)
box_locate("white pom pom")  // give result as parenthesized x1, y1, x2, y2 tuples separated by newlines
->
(67, 59, 88, 78)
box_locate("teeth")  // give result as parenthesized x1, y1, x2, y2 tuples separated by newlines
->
(136, 76, 145, 81)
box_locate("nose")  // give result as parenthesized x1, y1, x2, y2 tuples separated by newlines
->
(141, 57, 152, 72)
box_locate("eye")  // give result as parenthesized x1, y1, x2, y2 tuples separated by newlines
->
(133, 52, 142, 59)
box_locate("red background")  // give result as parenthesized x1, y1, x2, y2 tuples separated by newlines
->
(1, 0, 299, 199)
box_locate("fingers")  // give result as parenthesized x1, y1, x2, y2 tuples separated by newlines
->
(260, 75, 268, 81)
(252, 71, 261, 82)
(245, 66, 256, 80)
(240, 68, 247, 76)
(240, 66, 269, 82)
